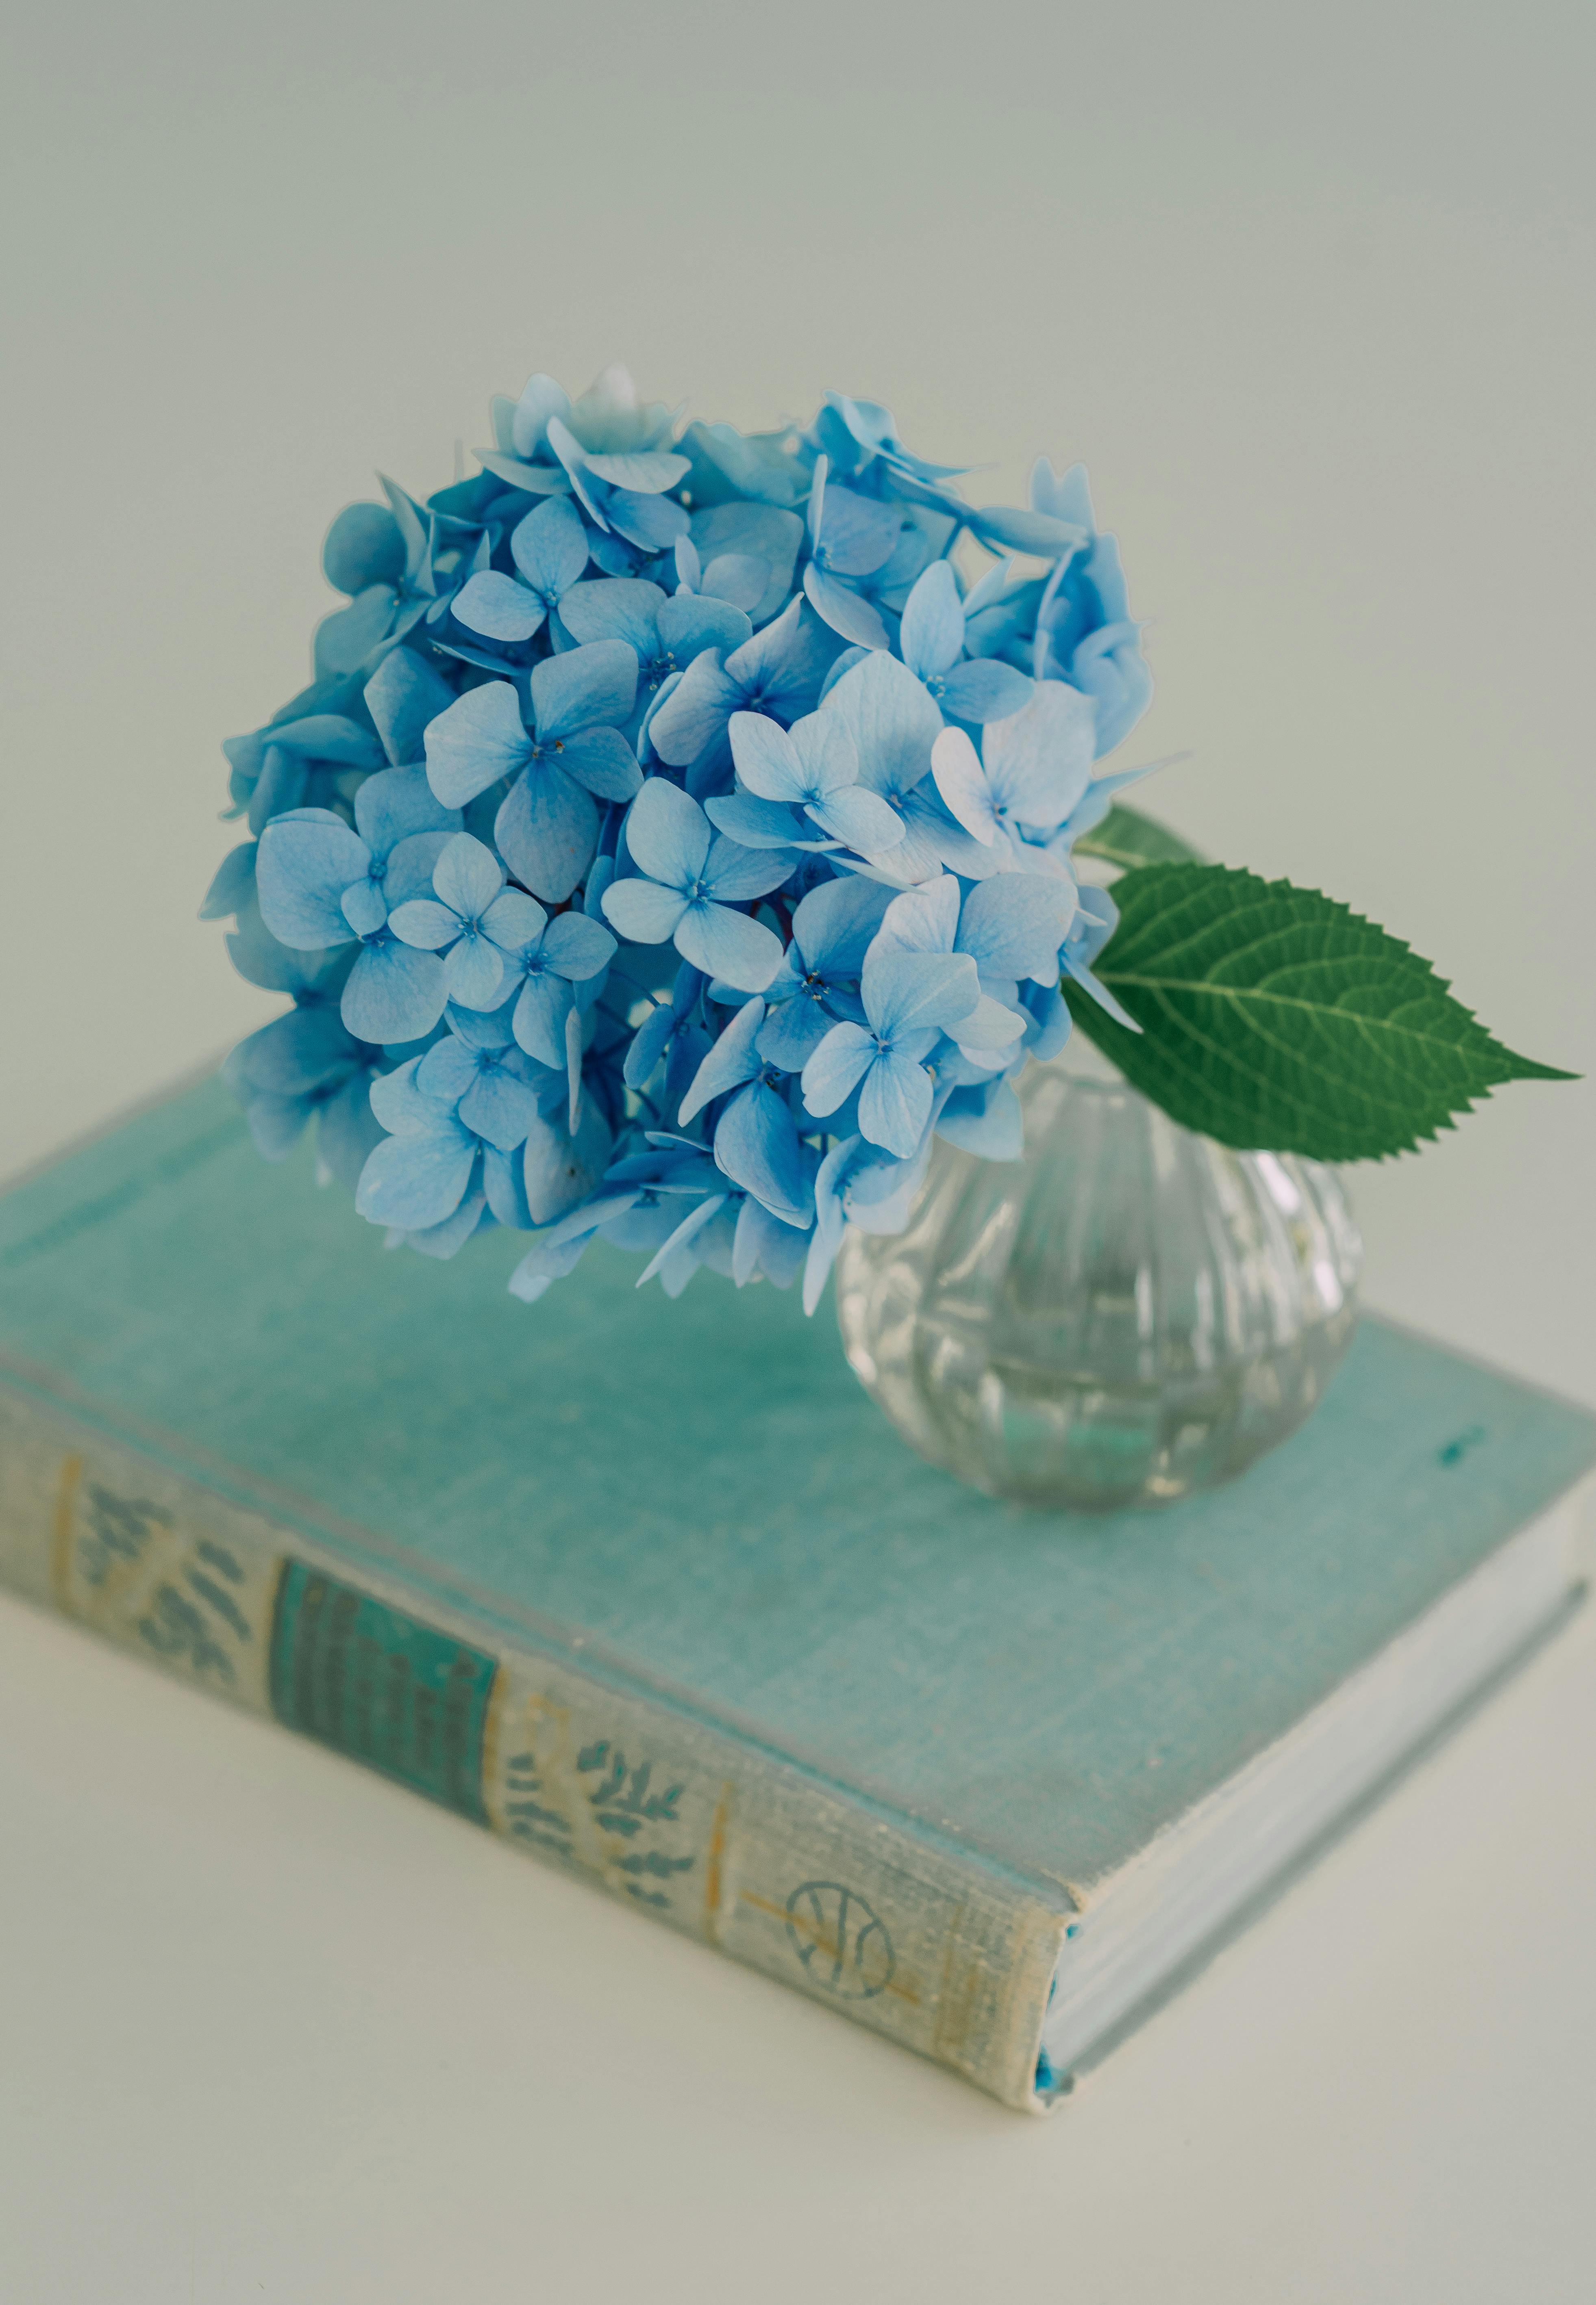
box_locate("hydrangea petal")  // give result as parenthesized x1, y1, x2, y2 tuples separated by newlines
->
(383, 830, 457, 908)
(623, 999, 676, 1088)
(800, 1021, 876, 1115)
(432, 832, 504, 920)
(646, 649, 739, 766)
(482, 1144, 534, 1232)
(494, 765, 600, 903)
(636, 1193, 726, 1291)
(679, 998, 764, 1124)
(400, 1189, 490, 1260)
(582, 449, 689, 494)
(929, 726, 998, 843)
(238, 1091, 316, 1161)
(733, 1194, 802, 1287)
(863, 947, 980, 1038)
(369, 1055, 450, 1135)
(983, 679, 1097, 828)
(558, 726, 643, 802)
(622, 775, 711, 888)
(857, 1048, 934, 1158)
(353, 765, 461, 856)
(314, 585, 396, 679)
(480, 888, 548, 955)
(941, 658, 1034, 724)
(823, 651, 942, 801)
(698, 553, 767, 611)
(478, 451, 572, 498)
(426, 681, 531, 808)
(714, 1084, 810, 1226)
(323, 501, 405, 596)
(898, 784, 999, 878)
(814, 484, 901, 577)
(898, 560, 964, 679)
(199, 841, 257, 922)
(604, 489, 691, 552)
(523, 1101, 613, 1225)
(937, 1077, 1024, 1160)
(807, 786, 905, 855)
(257, 812, 372, 949)
(512, 971, 574, 1069)
(510, 494, 589, 596)
(385, 898, 459, 951)
(415, 1036, 478, 1104)
(452, 571, 549, 643)
(788, 711, 858, 797)
(269, 712, 384, 768)
(658, 594, 751, 660)
(972, 505, 1087, 556)
(226, 915, 335, 995)
(728, 711, 805, 802)
(704, 792, 817, 850)
(674, 901, 783, 993)
(363, 649, 456, 768)
(791, 874, 895, 975)
(873, 872, 960, 957)
(443, 934, 506, 1009)
(956, 872, 1075, 982)
(231, 1007, 358, 1098)
(341, 879, 388, 938)
(803, 564, 891, 651)
(509, 374, 573, 461)
(530, 637, 637, 741)
(956, 992, 1028, 1050)
(340, 939, 447, 1044)
(755, 995, 835, 1070)
(540, 911, 615, 979)
(700, 836, 799, 904)
(558, 578, 663, 657)
(600, 875, 690, 945)
(446, 995, 518, 1049)
(355, 1125, 478, 1230)
(1070, 623, 1153, 757)
(459, 1064, 539, 1151)
(246, 744, 308, 834)
(691, 504, 804, 619)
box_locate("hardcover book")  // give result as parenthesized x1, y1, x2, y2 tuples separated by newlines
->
(1, 1074, 1591, 2111)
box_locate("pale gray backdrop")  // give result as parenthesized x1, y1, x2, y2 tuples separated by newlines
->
(2, 4, 1593, 2299)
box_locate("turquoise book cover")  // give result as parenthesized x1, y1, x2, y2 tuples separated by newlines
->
(1, 1077, 1592, 2109)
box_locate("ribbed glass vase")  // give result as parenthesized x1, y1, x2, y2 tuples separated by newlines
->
(834, 1056, 1363, 1510)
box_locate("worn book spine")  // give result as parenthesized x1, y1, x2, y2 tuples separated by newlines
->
(0, 1374, 1066, 2111)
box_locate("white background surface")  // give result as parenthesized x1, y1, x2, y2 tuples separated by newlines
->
(2, 3, 1593, 2297)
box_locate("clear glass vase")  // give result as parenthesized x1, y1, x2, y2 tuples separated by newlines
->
(834, 1055, 1363, 1510)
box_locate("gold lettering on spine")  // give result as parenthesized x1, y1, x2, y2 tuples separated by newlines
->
(50, 1452, 84, 1615)
(703, 1780, 733, 1941)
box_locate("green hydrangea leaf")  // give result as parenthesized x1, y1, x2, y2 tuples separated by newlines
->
(1073, 803, 1204, 871)
(1065, 863, 1575, 1160)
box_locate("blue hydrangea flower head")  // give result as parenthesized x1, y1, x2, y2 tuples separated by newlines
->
(207, 363, 1173, 1300)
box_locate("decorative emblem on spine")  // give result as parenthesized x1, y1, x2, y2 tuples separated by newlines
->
(784, 1881, 895, 2000)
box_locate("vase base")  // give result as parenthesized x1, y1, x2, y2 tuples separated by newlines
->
(839, 1293, 1359, 1511)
